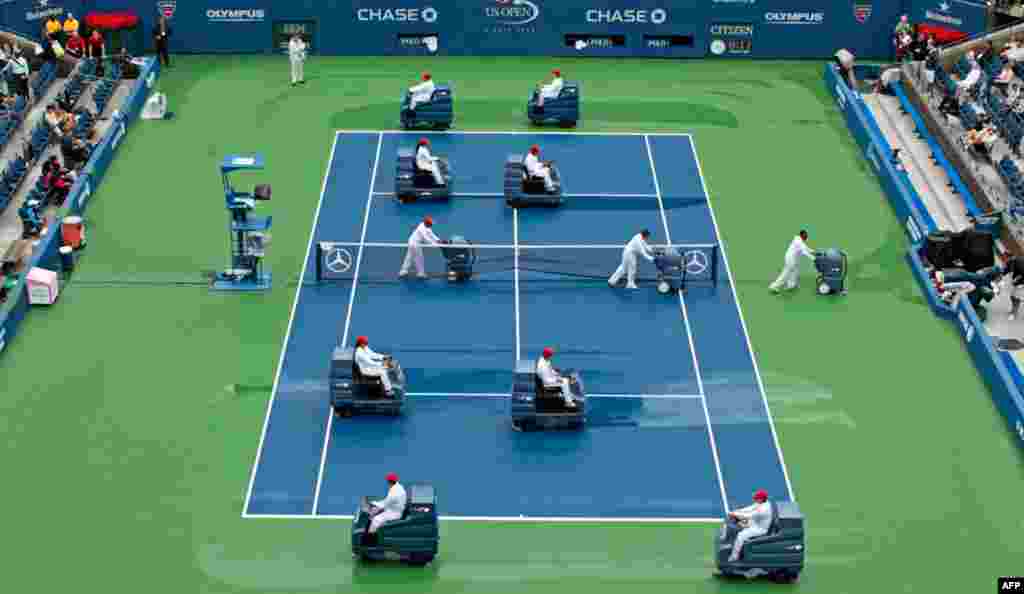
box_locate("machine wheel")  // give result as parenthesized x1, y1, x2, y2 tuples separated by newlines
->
(334, 406, 353, 418)
(657, 280, 671, 295)
(772, 570, 800, 583)
(408, 553, 433, 566)
(558, 120, 576, 128)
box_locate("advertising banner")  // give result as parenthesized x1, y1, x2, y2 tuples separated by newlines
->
(0, 0, 975, 58)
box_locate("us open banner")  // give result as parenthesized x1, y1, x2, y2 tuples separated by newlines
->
(0, 0, 988, 58)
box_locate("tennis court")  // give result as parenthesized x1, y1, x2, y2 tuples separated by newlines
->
(242, 131, 792, 520)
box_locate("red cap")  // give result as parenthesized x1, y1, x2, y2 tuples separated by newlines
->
(754, 489, 768, 502)
(424, 216, 433, 227)
(542, 347, 554, 358)
(356, 336, 368, 346)
(529, 144, 540, 155)
(386, 472, 399, 483)
(552, 68, 561, 76)
(422, 72, 431, 81)
(418, 137, 429, 146)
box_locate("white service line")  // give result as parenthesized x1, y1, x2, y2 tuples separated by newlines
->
(242, 513, 723, 524)
(645, 134, 730, 513)
(311, 132, 384, 516)
(687, 136, 796, 502)
(241, 131, 341, 518)
(372, 191, 658, 198)
(319, 241, 717, 250)
(513, 207, 522, 362)
(405, 392, 703, 400)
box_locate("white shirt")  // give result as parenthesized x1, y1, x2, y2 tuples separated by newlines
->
(409, 79, 436, 102)
(355, 345, 386, 371)
(535, 356, 562, 387)
(523, 152, 546, 177)
(733, 501, 773, 532)
(288, 37, 306, 61)
(784, 235, 814, 266)
(960, 66, 981, 89)
(624, 233, 655, 262)
(372, 482, 408, 515)
(541, 76, 563, 98)
(415, 145, 437, 171)
(407, 222, 441, 247)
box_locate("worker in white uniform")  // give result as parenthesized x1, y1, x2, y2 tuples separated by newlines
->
(536, 68, 563, 108)
(728, 489, 773, 562)
(288, 33, 306, 86)
(367, 472, 408, 537)
(535, 347, 577, 408)
(415, 138, 445, 186)
(523, 144, 555, 192)
(399, 215, 443, 278)
(769, 230, 815, 293)
(608, 229, 656, 289)
(407, 72, 435, 113)
(354, 336, 393, 395)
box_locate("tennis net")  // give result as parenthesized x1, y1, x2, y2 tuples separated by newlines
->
(315, 241, 719, 286)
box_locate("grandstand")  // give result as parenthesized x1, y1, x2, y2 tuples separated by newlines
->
(0, 2, 1022, 594)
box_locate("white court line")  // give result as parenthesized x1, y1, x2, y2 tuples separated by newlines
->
(687, 136, 796, 502)
(241, 131, 341, 519)
(513, 208, 521, 361)
(319, 241, 717, 250)
(242, 513, 723, 524)
(339, 129, 695, 138)
(371, 191, 658, 198)
(310, 132, 385, 516)
(406, 392, 703, 400)
(645, 134, 730, 513)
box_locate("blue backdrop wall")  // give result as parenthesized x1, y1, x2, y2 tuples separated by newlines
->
(0, 0, 989, 58)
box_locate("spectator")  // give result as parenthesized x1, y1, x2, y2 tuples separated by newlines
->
(44, 16, 61, 42)
(62, 13, 79, 41)
(994, 62, 1017, 87)
(115, 47, 139, 78)
(44, 105, 63, 136)
(152, 15, 171, 68)
(966, 125, 998, 157)
(40, 34, 63, 65)
(911, 31, 931, 61)
(8, 49, 29, 98)
(894, 15, 913, 60)
(951, 56, 982, 98)
(895, 15, 913, 38)
(975, 42, 995, 67)
(46, 170, 72, 206)
(41, 155, 61, 178)
(896, 30, 914, 61)
(65, 30, 85, 60)
(87, 30, 105, 60)
(833, 48, 857, 89)
(61, 136, 91, 169)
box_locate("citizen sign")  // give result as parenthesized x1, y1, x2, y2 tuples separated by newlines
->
(586, 9, 667, 24)
(764, 12, 824, 25)
(710, 24, 753, 36)
(207, 9, 265, 22)
(358, 7, 438, 23)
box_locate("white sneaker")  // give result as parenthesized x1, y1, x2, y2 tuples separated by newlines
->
(625, 284, 639, 290)
(1010, 314, 1016, 321)
(417, 273, 428, 279)
(399, 271, 408, 278)
(565, 400, 577, 408)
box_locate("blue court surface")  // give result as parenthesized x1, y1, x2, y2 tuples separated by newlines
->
(242, 131, 793, 521)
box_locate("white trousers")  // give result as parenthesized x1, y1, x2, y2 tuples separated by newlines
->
(729, 526, 768, 561)
(420, 160, 444, 185)
(544, 377, 574, 405)
(369, 509, 402, 533)
(609, 253, 639, 288)
(290, 59, 304, 83)
(531, 167, 554, 191)
(400, 244, 427, 276)
(359, 365, 393, 392)
(770, 261, 800, 291)
(409, 93, 430, 110)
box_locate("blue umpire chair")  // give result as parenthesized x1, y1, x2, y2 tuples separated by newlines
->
(401, 85, 454, 130)
(527, 82, 580, 127)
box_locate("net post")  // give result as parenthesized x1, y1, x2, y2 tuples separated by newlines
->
(315, 241, 324, 283)
(712, 244, 719, 286)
